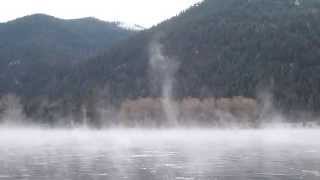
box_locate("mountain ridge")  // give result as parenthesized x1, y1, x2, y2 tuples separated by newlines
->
(2, 0, 320, 126)
(69, 0, 320, 114)
(0, 13, 136, 98)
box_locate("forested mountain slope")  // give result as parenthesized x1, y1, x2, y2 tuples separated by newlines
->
(71, 0, 320, 114)
(2, 0, 320, 126)
(0, 14, 135, 97)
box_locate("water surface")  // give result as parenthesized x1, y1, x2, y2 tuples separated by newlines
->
(0, 128, 319, 180)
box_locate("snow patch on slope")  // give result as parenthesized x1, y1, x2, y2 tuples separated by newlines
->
(116, 22, 144, 31)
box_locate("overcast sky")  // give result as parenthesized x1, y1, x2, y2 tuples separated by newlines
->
(0, 0, 202, 27)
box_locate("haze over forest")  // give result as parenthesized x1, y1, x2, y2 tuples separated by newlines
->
(1, 0, 320, 128)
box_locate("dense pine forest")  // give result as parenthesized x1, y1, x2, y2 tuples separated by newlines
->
(1, 0, 320, 127)
(0, 14, 135, 98)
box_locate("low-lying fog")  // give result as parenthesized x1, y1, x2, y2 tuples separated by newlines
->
(0, 128, 320, 180)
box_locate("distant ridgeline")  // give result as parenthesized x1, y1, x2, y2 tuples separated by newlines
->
(1, 0, 320, 127)
(0, 14, 135, 98)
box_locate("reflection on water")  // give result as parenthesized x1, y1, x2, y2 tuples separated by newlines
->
(0, 128, 320, 180)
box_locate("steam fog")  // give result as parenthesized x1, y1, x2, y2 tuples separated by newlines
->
(2, 0, 320, 179)
(1, 129, 320, 179)
(0, 41, 319, 128)
(149, 41, 179, 126)
(0, 40, 319, 179)
(0, 42, 318, 180)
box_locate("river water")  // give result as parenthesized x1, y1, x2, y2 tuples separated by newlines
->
(0, 128, 319, 180)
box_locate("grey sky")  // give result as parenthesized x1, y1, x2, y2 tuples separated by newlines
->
(0, 0, 202, 27)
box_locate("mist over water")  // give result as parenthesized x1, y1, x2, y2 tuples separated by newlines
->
(149, 41, 179, 126)
(0, 85, 319, 179)
(0, 35, 319, 180)
(0, 42, 317, 128)
(0, 128, 320, 180)
(1, 0, 320, 179)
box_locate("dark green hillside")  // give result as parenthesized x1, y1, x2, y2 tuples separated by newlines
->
(0, 14, 134, 64)
(73, 0, 320, 114)
(0, 14, 135, 97)
(2, 0, 320, 125)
